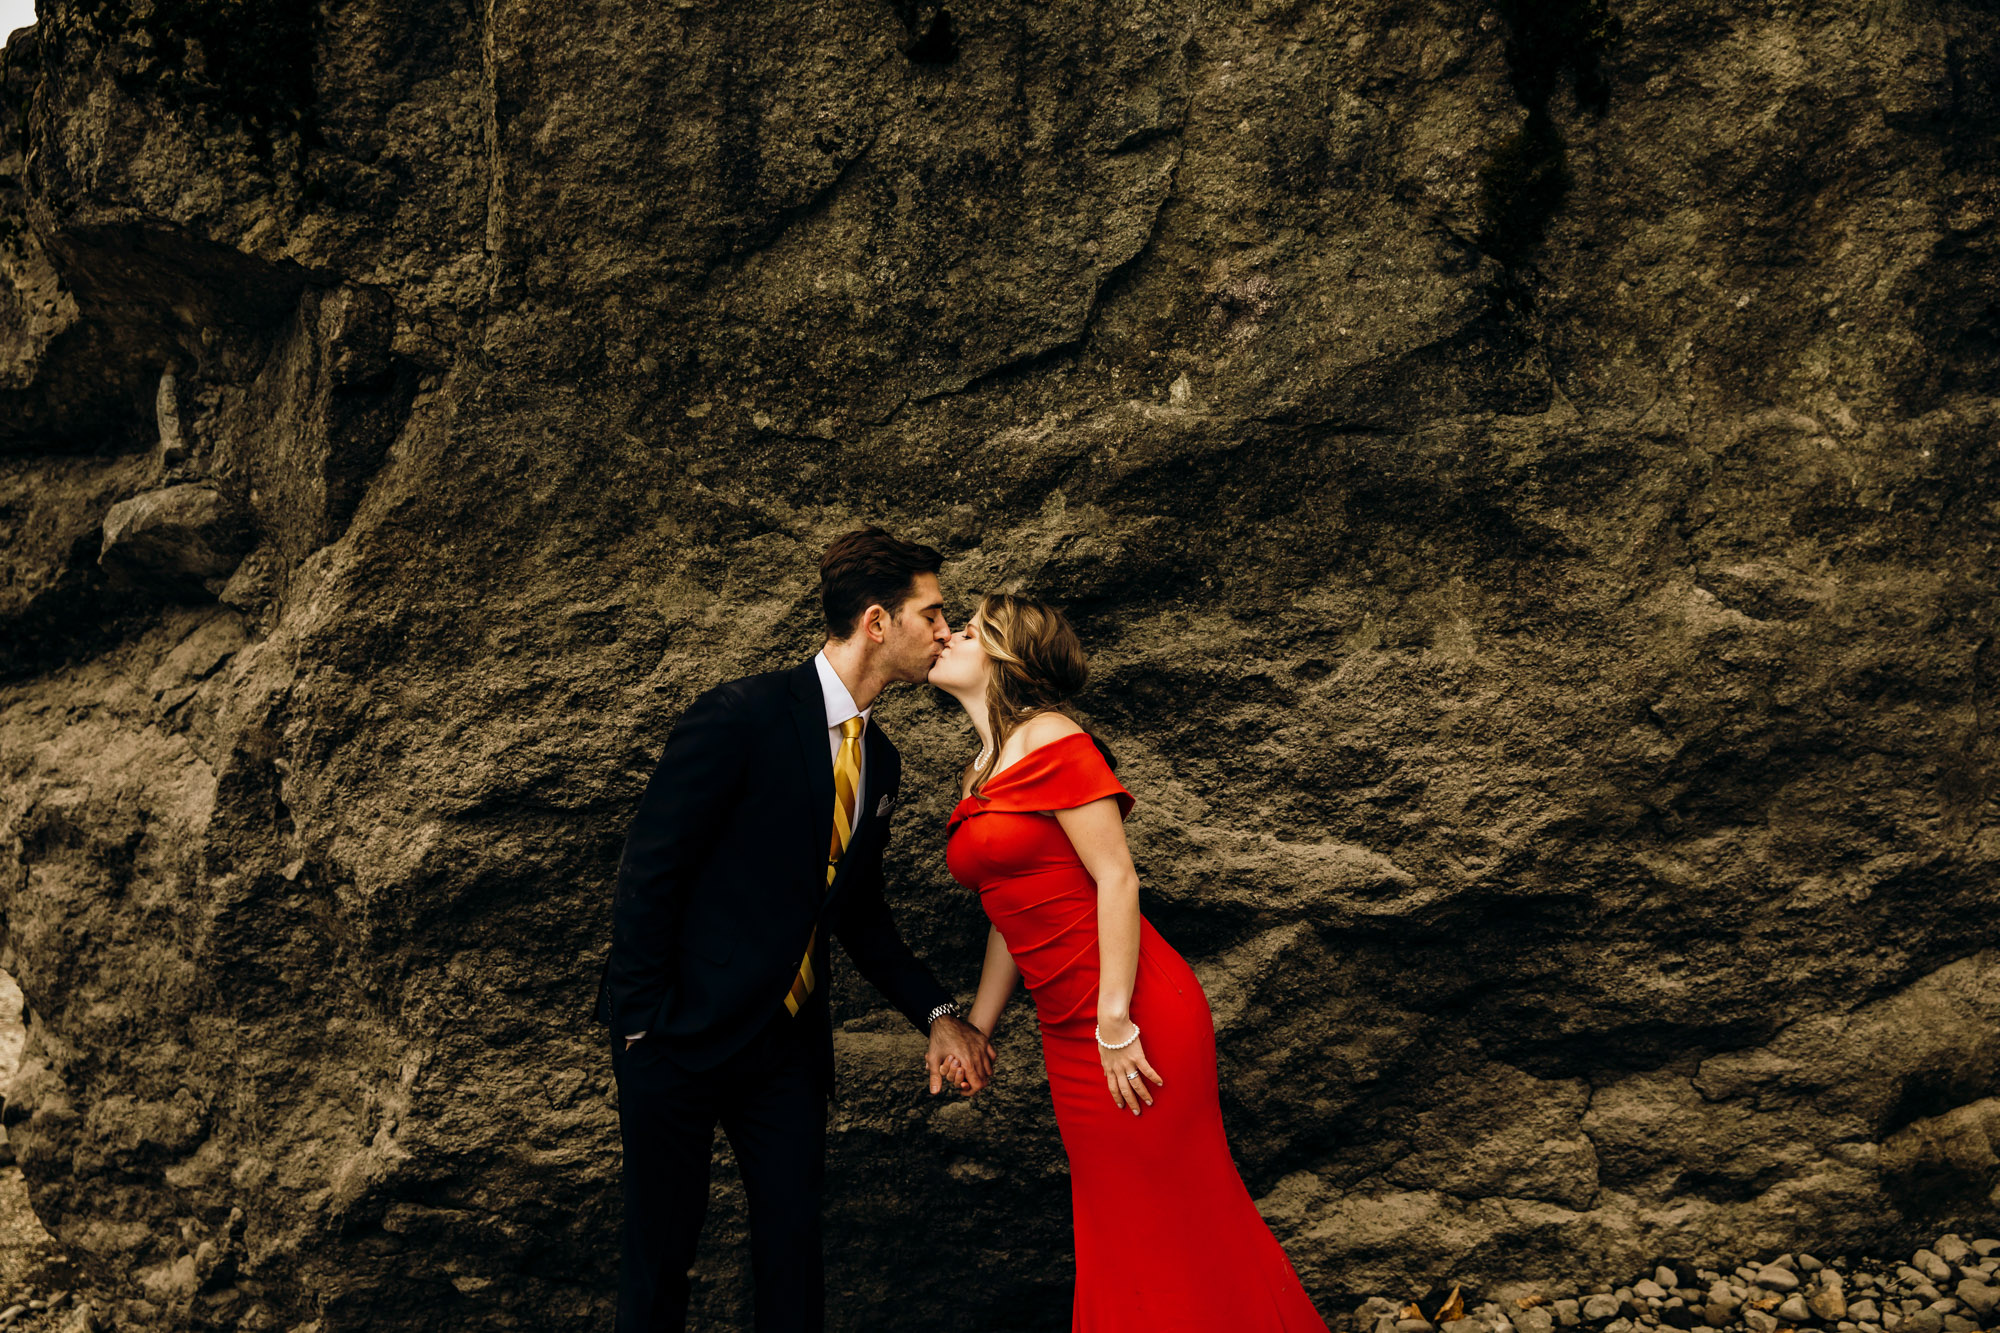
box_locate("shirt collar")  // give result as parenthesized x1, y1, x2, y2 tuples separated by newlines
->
(813, 651, 871, 732)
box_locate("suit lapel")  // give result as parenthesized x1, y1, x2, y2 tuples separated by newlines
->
(788, 662, 835, 891)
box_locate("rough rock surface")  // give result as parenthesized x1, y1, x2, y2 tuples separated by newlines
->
(1, 0, 1998, 1329)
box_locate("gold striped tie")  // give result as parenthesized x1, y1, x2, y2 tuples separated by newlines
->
(786, 715, 864, 1015)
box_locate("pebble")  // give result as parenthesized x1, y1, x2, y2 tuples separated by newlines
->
(1956, 1281, 2000, 1317)
(0, 1310, 20, 1329)
(1918, 1253, 1956, 1285)
(1347, 1234, 2000, 1333)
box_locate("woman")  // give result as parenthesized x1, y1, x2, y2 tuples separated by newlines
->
(929, 592, 1328, 1333)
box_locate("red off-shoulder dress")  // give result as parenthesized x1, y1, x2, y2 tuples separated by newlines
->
(946, 733, 1328, 1333)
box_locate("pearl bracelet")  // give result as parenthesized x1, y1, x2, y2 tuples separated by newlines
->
(1095, 1022, 1141, 1050)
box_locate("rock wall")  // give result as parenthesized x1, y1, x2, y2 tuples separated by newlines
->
(2, 0, 1998, 1328)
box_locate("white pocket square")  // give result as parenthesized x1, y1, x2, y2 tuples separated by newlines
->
(875, 794, 894, 817)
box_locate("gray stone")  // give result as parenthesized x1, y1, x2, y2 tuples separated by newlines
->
(1918, 1254, 1955, 1286)
(1700, 1306, 1734, 1329)
(1976, 1243, 2000, 1259)
(1852, 1300, 1882, 1323)
(1586, 1296, 1623, 1322)
(1556, 1301, 1582, 1328)
(1939, 1240, 1974, 1267)
(1747, 1312, 1781, 1333)
(1657, 1271, 1682, 1293)
(1940, 1320, 1977, 1333)
(1956, 1283, 2000, 1318)
(1378, 1317, 1404, 1333)
(97, 484, 250, 598)
(1759, 1270, 1804, 1294)
(1637, 1283, 1670, 1302)
(1801, 1255, 1826, 1273)
(155, 372, 191, 469)
(1604, 1320, 1634, 1333)
(1519, 1308, 1556, 1333)
(1901, 1312, 1943, 1333)
(1811, 1286, 1851, 1321)
(1779, 1296, 1812, 1323)
(1400, 1321, 1439, 1333)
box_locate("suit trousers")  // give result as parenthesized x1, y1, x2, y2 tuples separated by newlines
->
(612, 1006, 827, 1333)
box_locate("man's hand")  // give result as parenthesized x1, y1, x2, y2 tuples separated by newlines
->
(926, 1016, 996, 1096)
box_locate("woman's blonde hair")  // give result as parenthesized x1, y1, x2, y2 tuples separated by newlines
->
(968, 592, 1113, 794)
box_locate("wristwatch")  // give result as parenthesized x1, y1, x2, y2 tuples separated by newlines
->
(925, 1001, 964, 1030)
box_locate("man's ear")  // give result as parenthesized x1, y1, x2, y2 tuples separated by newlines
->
(861, 604, 890, 644)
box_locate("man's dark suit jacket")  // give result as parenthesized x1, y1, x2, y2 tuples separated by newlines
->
(595, 659, 952, 1090)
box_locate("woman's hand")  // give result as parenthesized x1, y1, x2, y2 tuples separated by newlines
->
(1098, 1020, 1163, 1114)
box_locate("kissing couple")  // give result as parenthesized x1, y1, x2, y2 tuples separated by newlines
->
(595, 527, 1329, 1333)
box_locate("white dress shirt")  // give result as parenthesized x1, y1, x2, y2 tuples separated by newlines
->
(813, 650, 871, 819)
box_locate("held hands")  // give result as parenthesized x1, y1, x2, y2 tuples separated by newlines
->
(1097, 1016, 1163, 1115)
(927, 1016, 997, 1097)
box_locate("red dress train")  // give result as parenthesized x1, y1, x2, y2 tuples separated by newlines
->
(945, 733, 1329, 1333)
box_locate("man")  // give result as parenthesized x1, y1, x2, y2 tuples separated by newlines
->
(595, 527, 998, 1332)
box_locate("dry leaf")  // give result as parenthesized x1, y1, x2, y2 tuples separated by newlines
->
(1435, 1286, 1466, 1324)
(1516, 1297, 1549, 1310)
(1402, 1304, 1425, 1321)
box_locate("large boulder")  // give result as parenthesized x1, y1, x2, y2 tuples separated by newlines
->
(1, 0, 1998, 1330)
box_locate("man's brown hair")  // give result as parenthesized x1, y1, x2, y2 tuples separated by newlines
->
(818, 527, 944, 640)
